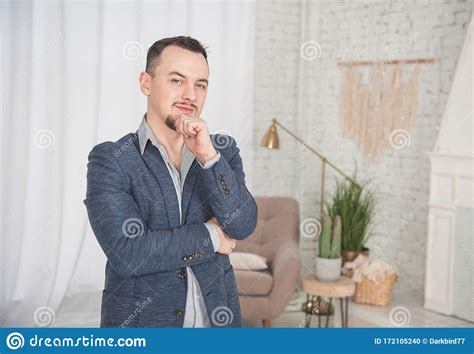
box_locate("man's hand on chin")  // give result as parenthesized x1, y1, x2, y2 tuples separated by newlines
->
(174, 114, 218, 164)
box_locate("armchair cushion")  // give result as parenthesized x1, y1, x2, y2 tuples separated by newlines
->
(230, 252, 268, 271)
(234, 270, 273, 296)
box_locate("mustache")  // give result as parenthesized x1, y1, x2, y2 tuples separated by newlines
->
(174, 102, 197, 110)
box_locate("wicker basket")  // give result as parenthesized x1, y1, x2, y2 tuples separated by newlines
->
(352, 273, 398, 307)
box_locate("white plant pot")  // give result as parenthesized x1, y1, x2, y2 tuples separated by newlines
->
(315, 257, 342, 282)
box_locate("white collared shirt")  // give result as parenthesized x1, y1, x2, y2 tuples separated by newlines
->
(137, 115, 221, 327)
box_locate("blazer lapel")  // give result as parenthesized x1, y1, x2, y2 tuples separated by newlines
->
(139, 139, 181, 228)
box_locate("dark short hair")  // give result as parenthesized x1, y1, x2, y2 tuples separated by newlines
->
(145, 36, 208, 76)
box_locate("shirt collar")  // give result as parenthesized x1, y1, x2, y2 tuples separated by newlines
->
(137, 114, 193, 162)
(137, 114, 160, 155)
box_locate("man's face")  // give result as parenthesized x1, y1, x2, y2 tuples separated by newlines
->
(144, 45, 209, 131)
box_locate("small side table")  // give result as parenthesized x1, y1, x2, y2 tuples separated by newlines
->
(301, 274, 355, 328)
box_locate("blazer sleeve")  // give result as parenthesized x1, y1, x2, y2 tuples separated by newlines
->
(198, 136, 258, 240)
(84, 142, 216, 278)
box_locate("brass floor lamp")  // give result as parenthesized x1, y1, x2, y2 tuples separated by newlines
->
(260, 118, 359, 215)
(260, 118, 360, 320)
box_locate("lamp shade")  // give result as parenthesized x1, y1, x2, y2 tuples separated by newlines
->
(260, 119, 280, 149)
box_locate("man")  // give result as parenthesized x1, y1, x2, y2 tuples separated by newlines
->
(84, 36, 258, 327)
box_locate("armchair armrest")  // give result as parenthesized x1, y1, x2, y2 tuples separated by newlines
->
(268, 240, 301, 318)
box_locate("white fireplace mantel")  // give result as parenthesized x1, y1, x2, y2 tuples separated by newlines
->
(424, 21, 473, 321)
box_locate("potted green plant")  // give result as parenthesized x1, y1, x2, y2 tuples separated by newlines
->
(315, 213, 342, 282)
(326, 175, 376, 263)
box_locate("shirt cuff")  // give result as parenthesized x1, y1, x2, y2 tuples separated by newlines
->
(204, 222, 221, 252)
(197, 151, 221, 169)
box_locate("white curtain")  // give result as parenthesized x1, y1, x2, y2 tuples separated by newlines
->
(0, 0, 255, 327)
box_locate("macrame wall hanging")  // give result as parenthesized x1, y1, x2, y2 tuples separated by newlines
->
(338, 58, 434, 164)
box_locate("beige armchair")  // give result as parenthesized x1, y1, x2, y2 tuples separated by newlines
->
(234, 196, 301, 327)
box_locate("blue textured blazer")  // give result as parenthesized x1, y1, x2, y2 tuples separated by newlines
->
(84, 132, 258, 327)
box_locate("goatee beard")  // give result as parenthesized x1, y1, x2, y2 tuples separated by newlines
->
(165, 115, 176, 131)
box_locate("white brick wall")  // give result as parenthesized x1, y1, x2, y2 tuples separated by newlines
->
(253, 0, 303, 198)
(253, 0, 472, 291)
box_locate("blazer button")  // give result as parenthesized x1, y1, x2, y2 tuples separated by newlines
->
(175, 308, 184, 317)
